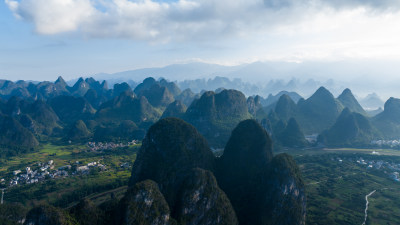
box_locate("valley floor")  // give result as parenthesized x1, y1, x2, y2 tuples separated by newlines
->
(280, 148, 400, 225)
(3, 144, 400, 224)
(0, 142, 138, 208)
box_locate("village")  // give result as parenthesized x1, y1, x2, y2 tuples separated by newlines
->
(2, 160, 107, 188)
(333, 155, 400, 182)
(371, 139, 400, 148)
(86, 140, 139, 152)
(0, 141, 139, 189)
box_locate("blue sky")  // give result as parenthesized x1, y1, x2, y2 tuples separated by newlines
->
(0, 1, 188, 80)
(2, 0, 400, 81)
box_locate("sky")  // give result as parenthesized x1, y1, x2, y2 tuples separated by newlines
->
(2, 0, 400, 81)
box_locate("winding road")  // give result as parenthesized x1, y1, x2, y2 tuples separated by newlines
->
(362, 190, 376, 225)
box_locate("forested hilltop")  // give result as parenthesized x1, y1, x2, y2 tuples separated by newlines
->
(1, 76, 400, 224)
(1, 118, 306, 225)
(0, 76, 397, 152)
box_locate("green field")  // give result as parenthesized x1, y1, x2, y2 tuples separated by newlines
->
(0, 143, 139, 208)
(4, 144, 400, 224)
(280, 148, 400, 225)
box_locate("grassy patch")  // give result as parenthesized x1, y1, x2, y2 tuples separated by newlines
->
(1, 143, 139, 209)
(282, 149, 400, 225)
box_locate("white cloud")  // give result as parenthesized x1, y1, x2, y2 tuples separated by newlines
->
(6, 0, 96, 34)
(5, 0, 400, 62)
(8, 0, 398, 41)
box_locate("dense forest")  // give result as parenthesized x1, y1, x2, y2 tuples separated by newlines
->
(1, 76, 400, 224)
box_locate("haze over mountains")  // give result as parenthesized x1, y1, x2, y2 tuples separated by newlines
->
(90, 61, 398, 101)
(3, 60, 391, 111)
(2, 74, 400, 224)
(5, 0, 400, 223)
(0, 74, 399, 152)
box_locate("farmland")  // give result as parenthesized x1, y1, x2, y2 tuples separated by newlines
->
(0, 142, 138, 208)
(282, 148, 400, 225)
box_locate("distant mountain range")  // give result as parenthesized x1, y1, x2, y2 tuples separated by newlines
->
(0, 75, 399, 152)
(90, 61, 397, 103)
(90, 62, 334, 98)
(5, 62, 400, 225)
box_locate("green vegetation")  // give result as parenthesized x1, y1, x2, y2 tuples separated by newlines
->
(130, 118, 215, 207)
(122, 180, 174, 225)
(161, 100, 187, 119)
(273, 94, 298, 122)
(139, 83, 175, 108)
(93, 120, 143, 142)
(277, 118, 308, 148)
(95, 91, 161, 125)
(175, 88, 199, 106)
(127, 118, 305, 225)
(337, 88, 367, 115)
(1, 142, 138, 209)
(25, 204, 78, 225)
(184, 89, 252, 147)
(66, 120, 92, 143)
(373, 97, 400, 138)
(318, 108, 381, 147)
(5, 76, 400, 224)
(0, 143, 85, 177)
(49, 95, 95, 123)
(216, 119, 305, 225)
(177, 168, 238, 225)
(280, 148, 400, 225)
(0, 114, 39, 152)
(296, 86, 344, 134)
(0, 203, 27, 225)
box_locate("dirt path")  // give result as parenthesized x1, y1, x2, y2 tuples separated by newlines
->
(362, 190, 376, 225)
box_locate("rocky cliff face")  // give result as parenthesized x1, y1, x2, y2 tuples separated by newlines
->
(247, 96, 264, 118)
(122, 180, 175, 225)
(175, 168, 238, 225)
(124, 118, 306, 225)
(129, 118, 216, 208)
(126, 118, 237, 224)
(263, 154, 306, 225)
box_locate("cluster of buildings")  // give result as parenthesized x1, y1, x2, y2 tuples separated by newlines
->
(9, 160, 60, 186)
(356, 157, 400, 173)
(6, 160, 107, 187)
(75, 161, 106, 175)
(334, 156, 400, 182)
(87, 140, 138, 152)
(371, 140, 400, 148)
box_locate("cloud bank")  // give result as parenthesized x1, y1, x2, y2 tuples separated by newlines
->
(5, 0, 400, 42)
